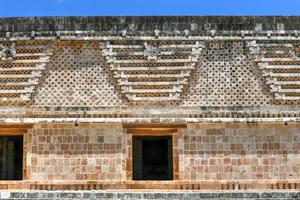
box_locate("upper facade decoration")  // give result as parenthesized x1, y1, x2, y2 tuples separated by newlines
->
(0, 43, 16, 61)
(143, 42, 160, 61)
(248, 41, 300, 101)
(0, 16, 299, 113)
(101, 38, 205, 101)
(0, 41, 52, 104)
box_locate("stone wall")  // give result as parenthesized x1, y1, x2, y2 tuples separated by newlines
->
(179, 123, 300, 183)
(22, 122, 300, 185)
(25, 123, 127, 181)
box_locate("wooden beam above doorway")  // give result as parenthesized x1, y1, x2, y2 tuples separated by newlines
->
(122, 123, 187, 129)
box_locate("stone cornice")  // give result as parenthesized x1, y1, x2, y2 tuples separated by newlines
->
(1, 117, 300, 123)
(0, 16, 299, 32)
(0, 16, 300, 39)
(1, 34, 300, 41)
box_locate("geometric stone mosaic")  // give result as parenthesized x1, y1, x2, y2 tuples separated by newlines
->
(32, 41, 276, 107)
(0, 41, 52, 105)
(181, 41, 273, 107)
(248, 40, 300, 101)
(101, 40, 205, 101)
(33, 41, 124, 107)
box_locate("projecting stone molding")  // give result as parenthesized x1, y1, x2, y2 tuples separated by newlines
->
(248, 40, 300, 101)
(101, 39, 205, 101)
(0, 41, 52, 104)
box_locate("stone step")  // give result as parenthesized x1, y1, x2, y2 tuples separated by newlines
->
(275, 95, 300, 100)
(107, 58, 194, 64)
(105, 44, 200, 49)
(6, 58, 49, 64)
(259, 64, 300, 70)
(114, 73, 189, 78)
(0, 65, 45, 72)
(118, 81, 186, 86)
(0, 97, 26, 102)
(122, 88, 181, 94)
(273, 81, 300, 85)
(112, 66, 194, 71)
(258, 43, 294, 48)
(0, 88, 34, 94)
(14, 53, 51, 58)
(256, 58, 300, 62)
(0, 74, 42, 79)
(103, 50, 195, 56)
(127, 95, 180, 101)
(272, 88, 300, 93)
(262, 50, 293, 54)
(268, 72, 300, 77)
(0, 190, 299, 200)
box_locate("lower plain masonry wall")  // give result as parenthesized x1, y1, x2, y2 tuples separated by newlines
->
(180, 123, 300, 182)
(24, 123, 300, 185)
(25, 123, 127, 181)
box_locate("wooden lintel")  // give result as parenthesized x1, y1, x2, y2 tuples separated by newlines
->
(0, 128, 28, 136)
(122, 123, 187, 129)
(126, 128, 178, 135)
(0, 124, 33, 129)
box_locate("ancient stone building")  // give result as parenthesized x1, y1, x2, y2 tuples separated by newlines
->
(0, 16, 300, 195)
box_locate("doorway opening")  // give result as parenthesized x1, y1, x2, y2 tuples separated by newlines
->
(0, 136, 23, 180)
(133, 136, 173, 180)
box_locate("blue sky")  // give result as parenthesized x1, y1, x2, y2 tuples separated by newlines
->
(0, 0, 300, 17)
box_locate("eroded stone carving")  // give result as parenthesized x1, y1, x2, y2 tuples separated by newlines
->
(0, 43, 16, 61)
(143, 42, 160, 60)
(297, 45, 300, 57)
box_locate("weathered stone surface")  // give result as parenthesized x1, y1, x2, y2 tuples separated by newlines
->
(1, 191, 300, 199)
(0, 16, 299, 33)
(21, 123, 300, 185)
(0, 16, 300, 191)
(25, 123, 126, 181)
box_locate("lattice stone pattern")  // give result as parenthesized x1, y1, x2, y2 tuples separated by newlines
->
(32, 41, 279, 107)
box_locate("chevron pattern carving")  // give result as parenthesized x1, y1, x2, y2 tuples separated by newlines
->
(101, 40, 205, 101)
(0, 41, 52, 103)
(248, 41, 300, 101)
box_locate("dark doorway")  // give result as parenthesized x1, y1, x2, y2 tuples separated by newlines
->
(0, 136, 23, 180)
(133, 136, 173, 180)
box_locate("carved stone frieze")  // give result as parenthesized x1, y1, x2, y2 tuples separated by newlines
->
(101, 39, 205, 101)
(0, 41, 52, 104)
(143, 42, 160, 60)
(248, 40, 300, 101)
(0, 43, 16, 61)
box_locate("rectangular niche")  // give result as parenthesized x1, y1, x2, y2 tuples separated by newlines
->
(0, 136, 23, 180)
(132, 136, 173, 180)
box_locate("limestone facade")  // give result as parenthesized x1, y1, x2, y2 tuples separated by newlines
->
(20, 123, 299, 186)
(0, 16, 299, 190)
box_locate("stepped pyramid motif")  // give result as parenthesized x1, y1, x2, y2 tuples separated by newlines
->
(101, 39, 205, 101)
(248, 40, 300, 101)
(0, 41, 52, 103)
